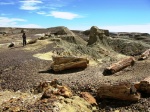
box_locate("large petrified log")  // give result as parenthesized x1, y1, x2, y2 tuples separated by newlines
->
(97, 83, 140, 101)
(103, 57, 135, 75)
(51, 56, 89, 72)
(134, 76, 150, 94)
(138, 49, 150, 60)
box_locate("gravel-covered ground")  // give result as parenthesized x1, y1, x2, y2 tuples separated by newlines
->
(0, 36, 150, 111)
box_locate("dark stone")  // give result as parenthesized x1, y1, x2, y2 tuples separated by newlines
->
(8, 43, 14, 48)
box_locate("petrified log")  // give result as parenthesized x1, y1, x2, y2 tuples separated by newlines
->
(97, 84, 140, 101)
(52, 56, 89, 65)
(103, 57, 135, 75)
(138, 49, 150, 60)
(51, 56, 89, 72)
(139, 77, 150, 94)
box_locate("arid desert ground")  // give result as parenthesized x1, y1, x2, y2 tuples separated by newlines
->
(0, 26, 150, 112)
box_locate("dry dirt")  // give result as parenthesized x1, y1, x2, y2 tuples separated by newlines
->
(0, 31, 150, 112)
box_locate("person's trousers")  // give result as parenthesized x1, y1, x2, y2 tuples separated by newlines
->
(23, 38, 27, 46)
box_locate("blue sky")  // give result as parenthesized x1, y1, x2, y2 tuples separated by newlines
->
(0, 0, 150, 33)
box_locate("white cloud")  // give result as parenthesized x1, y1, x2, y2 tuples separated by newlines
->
(0, 17, 26, 26)
(0, 2, 14, 5)
(0, 16, 42, 28)
(48, 11, 81, 20)
(36, 11, 46, 15)
(20, 0, 42, 10)
(101, 24, 150, 33)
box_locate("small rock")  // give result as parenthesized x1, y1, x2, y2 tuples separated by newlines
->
(57, 85, 72, 98)
(8, 42, 14, 48)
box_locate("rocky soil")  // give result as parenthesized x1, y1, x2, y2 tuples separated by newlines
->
(0, 26, 150, 112)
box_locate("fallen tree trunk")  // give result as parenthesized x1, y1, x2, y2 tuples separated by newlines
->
(51, 56, 89, 72)
(103, 57, 135, 75)
(97, 84, 140, 101)
(138, 49, 150, 60)
(52, 56, 89, 65)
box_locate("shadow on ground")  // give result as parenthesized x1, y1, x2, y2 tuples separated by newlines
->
(96, 98, 136, 110)
(9, 46, 24, 49)
(102, 69, 113, 76)
(39, 68, 86, 74)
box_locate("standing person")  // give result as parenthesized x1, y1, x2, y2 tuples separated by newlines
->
(22, 32, 27, 46)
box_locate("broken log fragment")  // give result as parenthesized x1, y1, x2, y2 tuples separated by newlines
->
(133, 82, 140, 91)
(80, 92, 97, 105)
(97, 84, 140, 101)
(51, 56, 89, 72)
(139, 76, 150, 94)
(103, 57, 135, 75)
(138, 49, 150, 60)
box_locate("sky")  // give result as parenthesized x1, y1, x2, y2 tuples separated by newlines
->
(0, 0, 150, 33)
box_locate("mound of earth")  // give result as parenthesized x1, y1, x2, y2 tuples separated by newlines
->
(88, 26, 149, 55)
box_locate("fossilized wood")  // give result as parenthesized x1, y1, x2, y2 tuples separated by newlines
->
(57, 85, 73, 98)
(52, 60, 88, 72)
(80, 92, 97, 105)
(133, 82, 140, 90)
(139, 76, 150, 94)
(37, 79, 73, 99)
(103, 57, 135, 75)
(41, 85, 72, 99)
(97, 84, 140, 101)
(51, 56, 89, 72)
(138, 49, 150, 60)
(52, 56, 89, 65)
